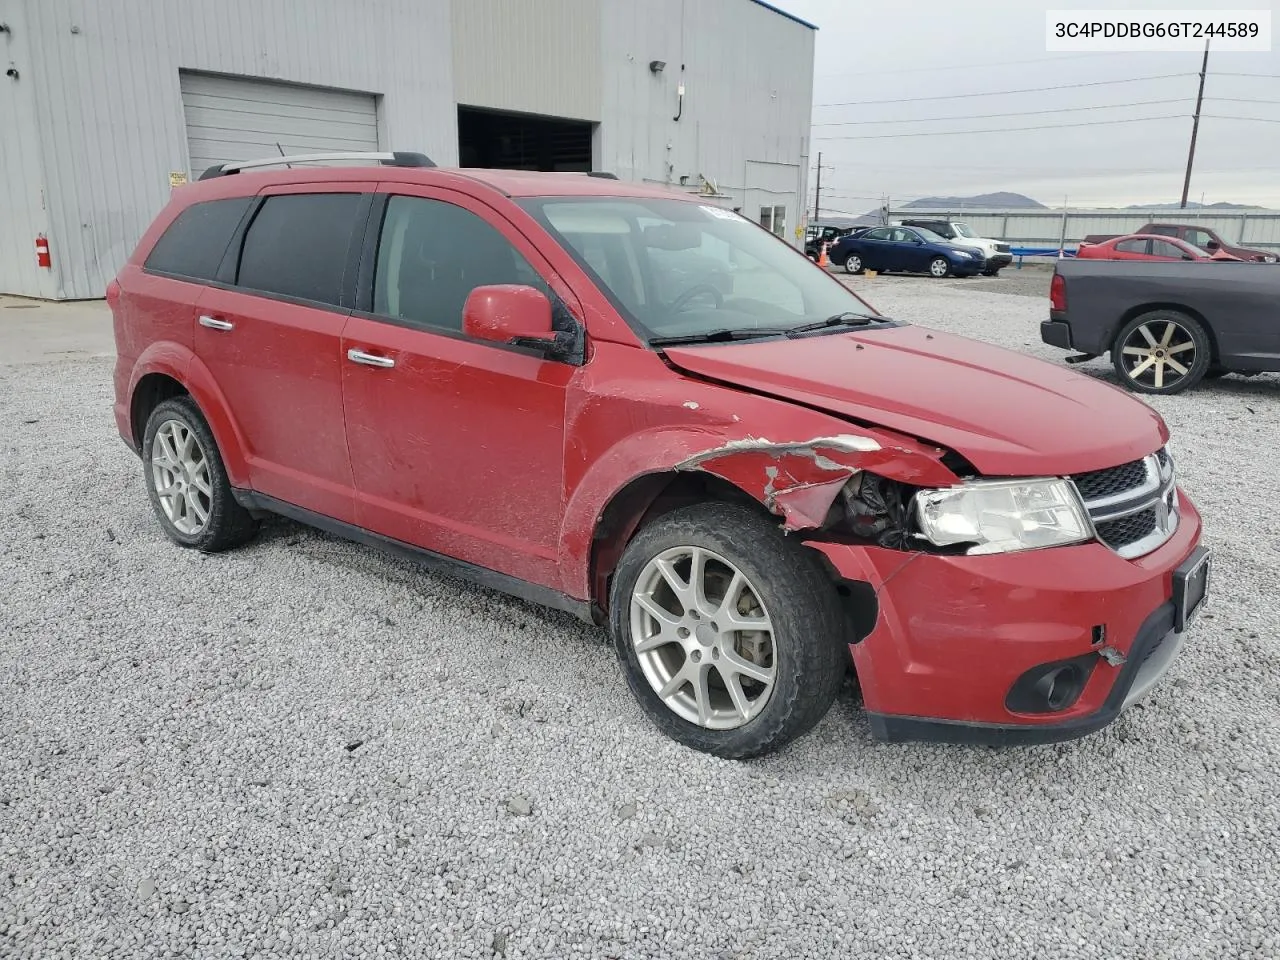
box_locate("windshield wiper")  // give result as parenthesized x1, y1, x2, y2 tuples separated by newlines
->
(649, 327, 793, 347)
(785, 311, 889, 336)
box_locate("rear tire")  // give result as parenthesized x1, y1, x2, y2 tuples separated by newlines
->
(844, 253, 864, 275)
(609, 503, 847, 759)
(1111, 310, 1212, 395)
(142, 396, 259, 552)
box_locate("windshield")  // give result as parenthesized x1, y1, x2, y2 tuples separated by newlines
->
(952, 222, 976, 238)
(519, 197, 881, 342)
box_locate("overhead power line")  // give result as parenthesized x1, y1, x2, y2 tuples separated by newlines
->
(815, 51, 1124, 80)
(815, 73, 1196, 108)
(812, 98, 1189, 127)
(1204, 114, 1280, 124)
(814, 114, 1188, 141)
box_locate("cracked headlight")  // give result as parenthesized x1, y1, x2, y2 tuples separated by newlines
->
(914, 478, 1093, 555)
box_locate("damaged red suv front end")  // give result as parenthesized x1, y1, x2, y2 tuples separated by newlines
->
(645, 322, 1207, 745)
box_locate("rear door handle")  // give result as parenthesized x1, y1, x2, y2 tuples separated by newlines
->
(346, 348, 395, 369)
(198, 315, 234, 331)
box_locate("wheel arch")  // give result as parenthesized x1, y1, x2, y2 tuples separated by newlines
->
(130, 372, 189, 451)
(127, 346, 251, 486)
(587, 470, 771, 620)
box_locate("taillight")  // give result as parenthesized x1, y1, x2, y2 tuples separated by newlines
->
(105, 279, 121, 306)
(1050, 273, 1066, 312)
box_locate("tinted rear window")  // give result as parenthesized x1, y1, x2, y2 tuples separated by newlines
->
(237, 193, 365, 306)
(144, 198, 253, 281)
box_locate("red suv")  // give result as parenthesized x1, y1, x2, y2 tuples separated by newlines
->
(110, 151, 1209, 757)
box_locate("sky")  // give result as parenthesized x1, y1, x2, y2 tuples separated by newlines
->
(770, 0, 1280, 210)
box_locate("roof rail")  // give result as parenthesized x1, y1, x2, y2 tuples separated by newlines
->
(198, 151, 436, 181)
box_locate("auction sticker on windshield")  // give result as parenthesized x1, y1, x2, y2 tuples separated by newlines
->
(700, 205, 741, 221)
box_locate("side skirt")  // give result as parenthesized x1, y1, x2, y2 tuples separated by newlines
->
(233, 489, 595, 624)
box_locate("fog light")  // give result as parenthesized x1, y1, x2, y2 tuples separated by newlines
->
(1005, 654, 1097, 714)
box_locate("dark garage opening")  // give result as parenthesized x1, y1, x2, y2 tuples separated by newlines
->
(457, 106, 594, 172)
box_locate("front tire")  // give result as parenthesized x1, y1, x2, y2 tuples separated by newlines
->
(142, 396, 259, 552)
(929, 256, 951, 278)
(843, 253, 864, 275)
(609, 503, 847, 759)
(1111, 310, 1212, 395)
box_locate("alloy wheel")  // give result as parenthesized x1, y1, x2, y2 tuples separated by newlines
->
(629, 546, 777, 730)
(151, 419, 212, 535)
(1120, 319, 1197, 390)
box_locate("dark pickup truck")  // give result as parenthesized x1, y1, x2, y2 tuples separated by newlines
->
(1081, 223, 1277, 263)
(1042, 258, 1280, 394)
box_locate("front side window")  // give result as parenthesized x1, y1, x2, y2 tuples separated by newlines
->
(1151, 240, 1192, 259)
(520, 197, 879, 342)
(145, 197, 254, 281)
(909, 227, 948, 243)
(237, 193, 365, 306)
(1186, 229, 1215, 250)
(373, 195, 546, 332)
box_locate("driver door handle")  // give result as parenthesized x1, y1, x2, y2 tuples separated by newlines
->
(347, 348, 395, 369)
(198, 315, 234, 331)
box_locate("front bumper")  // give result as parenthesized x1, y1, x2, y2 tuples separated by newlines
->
(806, 489, 1202, 745)
(949, 258, 985, 275)
(985, 254, 1014, 271)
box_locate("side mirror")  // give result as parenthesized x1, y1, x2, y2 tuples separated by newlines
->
(463, 284, 577, 360)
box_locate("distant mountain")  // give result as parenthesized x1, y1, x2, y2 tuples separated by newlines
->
(1126, 201, 1261, 210)
(901, 192, 1047, 210)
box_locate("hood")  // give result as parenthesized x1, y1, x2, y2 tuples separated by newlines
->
(664, 325, 1167, 476)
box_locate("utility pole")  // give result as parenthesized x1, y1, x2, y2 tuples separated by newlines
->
(813, 152, 823, 221)
(1180, 38, 1210, 209)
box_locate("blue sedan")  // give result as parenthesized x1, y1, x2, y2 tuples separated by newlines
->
(829, 225, 987, 278)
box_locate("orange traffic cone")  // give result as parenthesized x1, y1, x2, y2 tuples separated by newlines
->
(818, 241, 830, 268)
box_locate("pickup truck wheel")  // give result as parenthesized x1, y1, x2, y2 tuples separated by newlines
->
(1112, 310, 1211, 395)
(609, 503, 846, 759)
(928, 256, 951, 278)
(843, 253, 864, 275)
(142, 396, 259, 552)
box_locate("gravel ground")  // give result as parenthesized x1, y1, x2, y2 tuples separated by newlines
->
(3, 282, 1280, 959)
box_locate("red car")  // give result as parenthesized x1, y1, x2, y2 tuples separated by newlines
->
(1076, 233, 1243, 262)
(110, 151, 1208, 757)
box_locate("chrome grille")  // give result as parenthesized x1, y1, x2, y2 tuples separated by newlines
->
(1095, 507, 1157, 549)
(1072, 459, 1147, 501)
(1070, 448, 1177, 559)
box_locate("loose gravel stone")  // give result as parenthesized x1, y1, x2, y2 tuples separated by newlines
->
(506, 796, 533, 817)
(2, 282, 1279, 958)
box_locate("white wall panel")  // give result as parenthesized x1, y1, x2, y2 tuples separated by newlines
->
(453, 0, 601, 121)
(15, 0, 454, 298)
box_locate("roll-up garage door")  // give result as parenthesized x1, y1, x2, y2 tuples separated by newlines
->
(180, 72, 379, 178)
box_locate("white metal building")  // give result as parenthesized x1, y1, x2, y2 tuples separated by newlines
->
(0, 0, 816, 300)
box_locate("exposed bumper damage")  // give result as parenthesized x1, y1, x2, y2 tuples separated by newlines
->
(672, 433, 1203, 741)
(673, 434, 957, 532)
(805, 489, 1203, 738)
